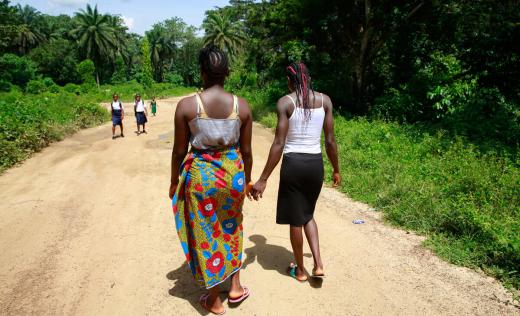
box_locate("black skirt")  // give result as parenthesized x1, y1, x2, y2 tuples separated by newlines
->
(276, 152, 324, 226)
(136, 112, 147, 124)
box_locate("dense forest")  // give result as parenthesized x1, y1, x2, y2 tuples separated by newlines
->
(203, 0, 520, 149)
(0, 0, 518, 291)
(0, 1, 202, 88)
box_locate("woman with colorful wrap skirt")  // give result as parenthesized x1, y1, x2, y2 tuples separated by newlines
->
(169, 46, 254, 315)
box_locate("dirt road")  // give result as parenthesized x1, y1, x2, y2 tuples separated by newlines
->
(0, 97, 518, 315)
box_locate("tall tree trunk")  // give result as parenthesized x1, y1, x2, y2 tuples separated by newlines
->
(352, 0, 371, 114)
(96, 72, 100, 87)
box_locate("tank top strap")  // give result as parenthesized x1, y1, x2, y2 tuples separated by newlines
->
(231, 94, 240, 118)
(195, 94, 208, 118)
(287, 95, 297, 110)
(321, 93, 324, 108)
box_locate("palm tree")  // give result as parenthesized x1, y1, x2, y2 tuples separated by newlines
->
(13, 5, 46, 54)
(71, 4, 116, 85)
(146, 24, 175, 81)
(106, 15, 129, 58)
(203, 11, 247, 59)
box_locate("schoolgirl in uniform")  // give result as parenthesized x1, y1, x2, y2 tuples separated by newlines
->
(134, 93, 148, 135)
(111, 93, 124, 139)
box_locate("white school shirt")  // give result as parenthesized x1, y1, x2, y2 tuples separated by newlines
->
(111, 101, 123, 110)
(135, 100, 146, 112)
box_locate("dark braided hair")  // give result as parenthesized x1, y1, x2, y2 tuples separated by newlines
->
(199, 46, 229, 82)
(286, 62, 315, 121)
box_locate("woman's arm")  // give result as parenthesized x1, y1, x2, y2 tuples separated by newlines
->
(238, 98, 253, 199)
(322, 95, 341, 186)
(169, 98, 191, 199)
(252, 98, 290, 200)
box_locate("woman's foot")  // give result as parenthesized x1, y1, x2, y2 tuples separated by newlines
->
(312, 266, 325, 277)
(200, 294, 226, 315)
(288, 263, 308, 282)
(228, 286, 250, 304)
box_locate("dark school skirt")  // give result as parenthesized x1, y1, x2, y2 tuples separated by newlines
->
(276, 152, 324, 226)
(136, 112, 147, 124)
(112, 109, 122, 126)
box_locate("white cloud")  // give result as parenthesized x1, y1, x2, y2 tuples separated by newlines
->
(122, 16, 134, 30)
(48, 0, 88, 8)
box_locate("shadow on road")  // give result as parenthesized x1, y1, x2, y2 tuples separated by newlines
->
(243, 234, 312, 276)
(166, 263, 208, 315)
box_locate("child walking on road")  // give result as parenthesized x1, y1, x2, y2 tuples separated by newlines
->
(111, 93, 125, 139)
(151, 96, 157, 116)
(134, 93, 148, 135)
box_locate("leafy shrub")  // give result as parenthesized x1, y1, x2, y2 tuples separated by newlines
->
(165, 72, 184, 86)
(0, 80, 12, 92)
(28, 39, 79, 85)
(25, 79, 46, 94)
(77, 59, 96, 85)
(0, 54, 35, 87)
(64, 83, 81, 95)
(374, 52, 520, 146)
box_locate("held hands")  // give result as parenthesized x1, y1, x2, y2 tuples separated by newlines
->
(251, 179, 267, 201)
(245, 181, 254, 201)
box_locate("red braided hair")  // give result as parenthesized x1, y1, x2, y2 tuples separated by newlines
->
(286, 62, 315, 121)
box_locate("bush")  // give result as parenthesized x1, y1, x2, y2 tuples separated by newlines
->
(28, 39, 79, 85)
(374, 52, 520, 147)
(25, 79, 46, 94)
(0, 54, 35, 87)
(0, 80, 12, 92)
(165, 72, 184, 86)
(77, 59, 96, 85)
(64, 83, 81, 95)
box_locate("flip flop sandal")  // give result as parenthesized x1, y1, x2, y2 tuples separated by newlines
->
(200, 294, 226, 315)
(311, 269, 325, 279)
(287, 263, 308, 282)
(228, 287, 251, 304)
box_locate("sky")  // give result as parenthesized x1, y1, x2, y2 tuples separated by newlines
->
(12, 0, 231, 35)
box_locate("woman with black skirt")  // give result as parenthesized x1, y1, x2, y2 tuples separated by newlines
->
(252, 62, 341, 282)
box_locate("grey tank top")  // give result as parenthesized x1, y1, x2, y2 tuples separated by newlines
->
(188, 94, 241, 150)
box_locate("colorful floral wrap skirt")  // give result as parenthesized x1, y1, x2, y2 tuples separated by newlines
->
(172, 145, 245, 289)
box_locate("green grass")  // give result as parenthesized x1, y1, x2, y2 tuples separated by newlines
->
(246, 89, 520, 291)
(0, 83, 195, 172)
(327, 117, 519, 290)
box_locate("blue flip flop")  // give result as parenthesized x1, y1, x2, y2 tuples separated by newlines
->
(287, 263, 308, 282)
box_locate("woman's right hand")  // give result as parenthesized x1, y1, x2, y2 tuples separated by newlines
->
(252, 179, 267, 201)
(169, 182, 178, 200)
(332, 172, 341, 187)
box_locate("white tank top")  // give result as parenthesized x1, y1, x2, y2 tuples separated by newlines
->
(283, 93, 325, 154)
